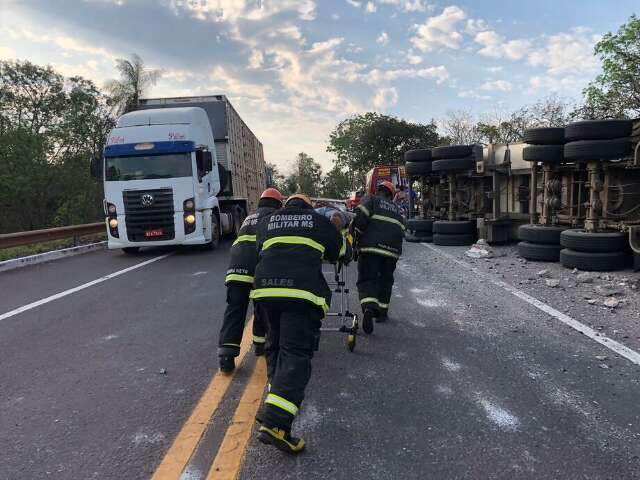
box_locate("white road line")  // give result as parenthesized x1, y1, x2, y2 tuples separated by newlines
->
(421, 243, 640, 367)
(0, 254, 171, 322)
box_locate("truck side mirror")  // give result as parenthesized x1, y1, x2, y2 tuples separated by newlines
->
(90, 156, 103, 179)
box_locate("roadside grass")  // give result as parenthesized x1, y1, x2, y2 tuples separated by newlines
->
(0, 234, 106, 262)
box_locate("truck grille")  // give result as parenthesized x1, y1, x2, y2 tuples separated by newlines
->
(123, 189, 175, 242)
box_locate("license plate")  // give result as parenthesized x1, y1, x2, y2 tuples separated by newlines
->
(145, 228, 164, 237)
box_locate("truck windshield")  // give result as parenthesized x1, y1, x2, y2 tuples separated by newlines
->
(105, 153, 192, 181)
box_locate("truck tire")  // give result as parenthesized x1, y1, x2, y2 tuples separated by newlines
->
(432, 157, 475, 172)
(433, 233, 475, 246)
(433, 220, 475, 234)
(207, 212, 220, 250)
(563, 139, 633, 161)
(560, 229, 627, 253)
(122, 247, 140, 255)
(404, 149, 432, 162)
(407, 218, 433, 232)
(522, 145, 564, 163)
(517, 241, 561, 261)
(518, 224, 566, 244)
(523, 127, 565, 145)
(432, 145, 473, 160)
(405, 161, 432, 176)
(405, 231, 432, 243)
(228, 206, 245, 239)
(560, 249, 628, 271)
(565, 119, 633, 141)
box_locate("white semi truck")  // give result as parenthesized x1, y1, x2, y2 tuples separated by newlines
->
(91, 95, 266, 253)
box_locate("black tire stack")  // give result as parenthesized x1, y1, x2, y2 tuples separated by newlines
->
(431, 145, 475, 173)
(563, 120, 634, 162)
(522, 127, 565, 164)
(404, 148, 433, 176)
(517, 224, 566, 261)
(405, 218, 433, 242)
(433, 220, 476, 246)
(404, 149, 434, 242)
(559, 229, 629, 271)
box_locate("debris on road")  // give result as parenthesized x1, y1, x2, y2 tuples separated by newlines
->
(159, 368, 167, 375)
(577, 272, 595, 284)
(545, 279, 560, 288)
(604, 298, 621, 309)
(465, 240, 495, 259)
(537, 269, 552, 278)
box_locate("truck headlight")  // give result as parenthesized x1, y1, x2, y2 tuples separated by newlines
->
(185, 214, 196, 225)
(109, 218, 118, 228)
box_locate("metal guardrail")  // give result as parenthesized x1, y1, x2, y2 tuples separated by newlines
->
(0, 223, 105, 249)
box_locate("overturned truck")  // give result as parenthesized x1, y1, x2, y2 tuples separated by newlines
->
(405, 119, 640, 272)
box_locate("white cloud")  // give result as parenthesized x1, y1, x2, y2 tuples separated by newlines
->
(377, 0, 429, 12)
(331, 13, 340, 20)
(411, 5, 466, 52)
(169, 0, 317, 22)
(365, 2, 377, 13)
(474, 30, 531, 60)
(0, 46, 16, 59)
(465, 18, 488, 34)
(376, 31, 389, 45)
(406, 50, 423, 64)
(480, 79, 512, 92)
(346, 0, 362, 7)
(486, 66, 503, 73)
(365, 66, 449, 84)
(527, 28, 599, 76)
(458, 89, 491, 100)
(247, 49, 264, 69)
(373, 87, 399, 109)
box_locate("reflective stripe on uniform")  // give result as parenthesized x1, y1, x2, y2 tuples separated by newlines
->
(360, 297, 389, 309)
(360, 247, 400, 259)
(225, 273, 254, 284)
(263, 236, 325, 254)
(371, 214, 406, 231)
(250, 287, 329, 313)
(339, 235, 347, 258)
(356, 204, 371, 216)
(232, 234, 256, 246)
(223, 342, 240, 347)
(253, 335, 266, 344)
(265, 393, 299, 416)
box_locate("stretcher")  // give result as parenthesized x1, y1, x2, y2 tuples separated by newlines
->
(320, 261, 359, 352)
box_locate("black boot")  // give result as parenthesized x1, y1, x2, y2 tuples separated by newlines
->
(362, 308, 374, 334)
(219, 355, 235, 373)
(257, 425, 305, 454)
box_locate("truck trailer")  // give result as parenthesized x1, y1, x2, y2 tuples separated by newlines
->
(91, 95, 266, 252)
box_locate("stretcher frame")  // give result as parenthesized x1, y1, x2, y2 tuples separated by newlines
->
(320, 261, 359, 352)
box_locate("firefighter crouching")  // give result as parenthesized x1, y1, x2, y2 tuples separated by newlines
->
(217, 188, 284, 373)
(251, 194, 345, 454)
(351, 180, 405, 334)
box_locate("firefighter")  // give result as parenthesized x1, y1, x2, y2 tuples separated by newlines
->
(351, 180, 405, 334)
(251, 193, 344, 454)
(217, 188, 284, 373)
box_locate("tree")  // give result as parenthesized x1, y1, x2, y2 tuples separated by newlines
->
(0, 60, 113, 232)
(322, 165, 353, 199)
(265, 162, 285, 190)
(440, 110, 481, 144)
(281, 153, 323, 197)
(580, 14, 640, 118)
(328, 112, 442, 181)
(104, 54, 162, 114)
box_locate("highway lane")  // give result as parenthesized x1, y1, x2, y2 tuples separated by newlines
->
(0, 245, 231, 480)
(2, 241, 640, 479)
(240, 242, 640, 479)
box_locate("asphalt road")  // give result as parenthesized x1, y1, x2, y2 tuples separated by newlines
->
(1, 241, 640, 479)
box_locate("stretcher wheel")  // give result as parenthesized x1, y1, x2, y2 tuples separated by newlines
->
(347, 334, 356, 352)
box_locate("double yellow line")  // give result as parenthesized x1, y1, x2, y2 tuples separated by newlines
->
(151, 318, 268, 480)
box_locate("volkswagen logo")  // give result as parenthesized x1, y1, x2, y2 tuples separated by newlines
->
(141, 194, 155, 207)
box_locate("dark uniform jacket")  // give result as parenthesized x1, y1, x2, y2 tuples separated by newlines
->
(351, 195, 405, 259)
(250, 200, 344, 314)
(225, 205, 278, 285)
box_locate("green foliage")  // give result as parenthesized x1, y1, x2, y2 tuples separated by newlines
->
(322, 165, 353, 199)
(104, 54, 162, 114)
(581, 14, 640, 118)
(281, 153, 323, 197)
(327, 112, 442, 181)
(0, 60, 114, 233)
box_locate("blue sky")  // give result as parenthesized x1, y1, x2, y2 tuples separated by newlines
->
(0, 0, 637, 170)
